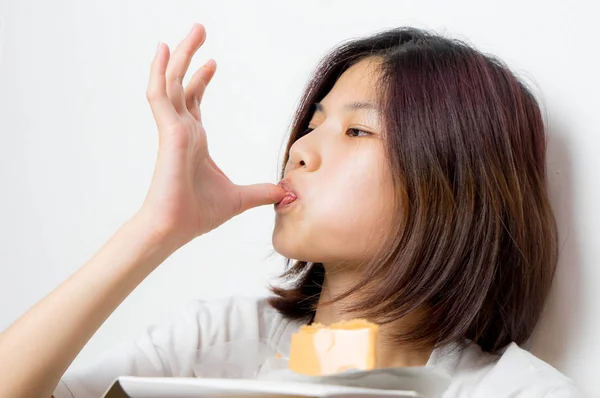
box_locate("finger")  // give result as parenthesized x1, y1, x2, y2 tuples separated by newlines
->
(165, 23, 207, 114)
(185, 59, 217, 121)
(237, 183, 287, 213)
(146, 42, 179, 129)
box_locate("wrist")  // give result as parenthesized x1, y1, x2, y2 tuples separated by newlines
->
(128, 209, 192, 253)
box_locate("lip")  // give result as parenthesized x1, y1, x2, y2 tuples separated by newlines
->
(275, 179, 299, 211)
(275, 196, 298, 212)
(278, 179, 299, 198)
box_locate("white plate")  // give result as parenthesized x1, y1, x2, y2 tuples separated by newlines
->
(102, 376, 423, 398)
(257, 367, 450, 398)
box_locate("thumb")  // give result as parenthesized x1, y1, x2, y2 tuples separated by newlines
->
(237, 183, 287, 213)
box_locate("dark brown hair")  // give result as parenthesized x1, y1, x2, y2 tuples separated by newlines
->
(269, 27, 558, 353)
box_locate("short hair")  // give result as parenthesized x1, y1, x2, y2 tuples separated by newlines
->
(269, 27, 558, 353)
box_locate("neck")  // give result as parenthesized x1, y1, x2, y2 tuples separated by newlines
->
(312, 266, 433, 368)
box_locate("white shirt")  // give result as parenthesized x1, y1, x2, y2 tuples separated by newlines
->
(52, 296, 581, 398)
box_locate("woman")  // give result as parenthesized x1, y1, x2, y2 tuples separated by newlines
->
(0, 23, 579, 397)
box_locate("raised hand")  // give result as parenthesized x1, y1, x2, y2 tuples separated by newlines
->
(140, 23, 286, 245)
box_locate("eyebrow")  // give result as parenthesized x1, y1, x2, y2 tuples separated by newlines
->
(314, 101, 379, 114)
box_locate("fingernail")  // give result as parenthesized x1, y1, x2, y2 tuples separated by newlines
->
(156, 42, 161, 54)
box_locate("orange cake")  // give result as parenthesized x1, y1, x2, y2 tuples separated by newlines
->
(288, 319, 379, 376)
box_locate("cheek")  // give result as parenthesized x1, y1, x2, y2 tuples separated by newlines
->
(313, 182, 393, 257)
(317, 157, 393, 230)
(273, 160, 395, 263)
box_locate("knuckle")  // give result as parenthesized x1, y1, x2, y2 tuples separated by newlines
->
(183, 47, 195, 58)
(167, 76, 180, 87)
(146, 88, 158, 101)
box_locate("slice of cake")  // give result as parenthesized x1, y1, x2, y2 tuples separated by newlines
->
(288, 319, 379, 376)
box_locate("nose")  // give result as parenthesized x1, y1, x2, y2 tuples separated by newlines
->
(286, 135, 321, 174)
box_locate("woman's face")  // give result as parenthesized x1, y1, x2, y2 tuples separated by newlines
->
(273, 57, 396, 268)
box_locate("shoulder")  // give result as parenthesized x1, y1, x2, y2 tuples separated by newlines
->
(173, 295, 290, 344)
(439, 341, 580, 397)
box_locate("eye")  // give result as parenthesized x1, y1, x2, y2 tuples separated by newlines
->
(298, 126, 373, 138)
(346, 128, 372, 137)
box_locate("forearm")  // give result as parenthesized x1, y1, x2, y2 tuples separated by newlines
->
(0, 212, 181, 398)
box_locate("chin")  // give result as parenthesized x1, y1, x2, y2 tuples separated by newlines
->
(272, 231, 303, 260)
(272, 228, 321, 263)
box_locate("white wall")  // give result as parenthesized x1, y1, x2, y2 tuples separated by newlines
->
(1, 0, 598, 395)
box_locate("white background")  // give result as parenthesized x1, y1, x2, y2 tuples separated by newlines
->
(0, 0, 598, 395)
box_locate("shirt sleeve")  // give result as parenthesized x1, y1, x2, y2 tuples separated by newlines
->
(52, 297, 265, 398)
